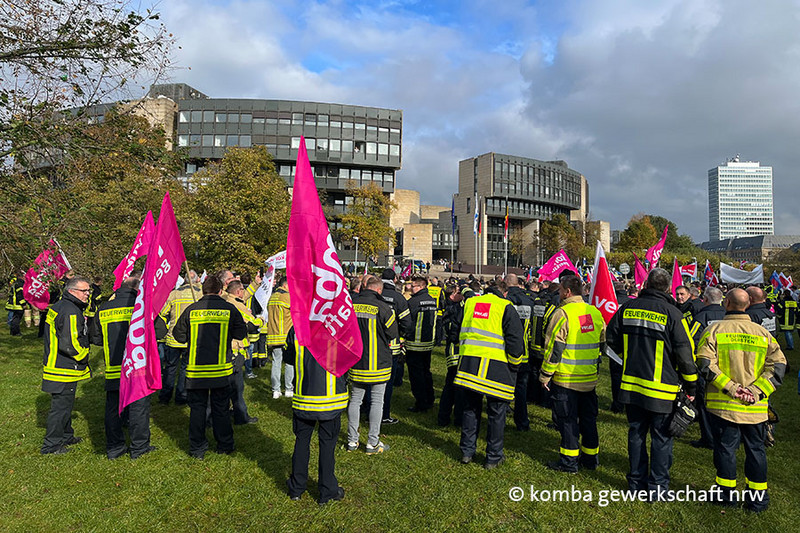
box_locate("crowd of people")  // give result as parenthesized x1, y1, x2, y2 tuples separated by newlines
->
(6, 264, 789, 509)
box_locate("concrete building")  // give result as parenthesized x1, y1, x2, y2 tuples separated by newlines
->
(708, 156, 774, 240)
(389, 189, 456, 265)
(701, 235, 800, 263)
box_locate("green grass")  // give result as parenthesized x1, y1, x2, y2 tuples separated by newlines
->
(1, 326, 800, 532)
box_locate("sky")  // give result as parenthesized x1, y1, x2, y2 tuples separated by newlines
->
(155, 0, 800, 243)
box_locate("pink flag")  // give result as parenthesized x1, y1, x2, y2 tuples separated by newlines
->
(537, 249, 579, 281)
(287, 137, 362, 377)
(588, 241, 618, 323)
(633, 253, 648, 289)
(120, 192, 186, 412)
(23, 239, 72, 310)
(646, 225, 669, 268)
(113, 212, 154, 290)
(671, 257, 682, 298)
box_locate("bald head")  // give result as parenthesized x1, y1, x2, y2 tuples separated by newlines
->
(746, 286, 766, 305)
(726, 288, 751, 312)
(505, 274, 519, 287)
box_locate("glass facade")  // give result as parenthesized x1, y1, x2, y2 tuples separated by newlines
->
(708, 160, 773, 240)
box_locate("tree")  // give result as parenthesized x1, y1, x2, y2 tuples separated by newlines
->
(339, 183, 397, 262)
(616, 214, 657, 253)
(182, 146, 290, 272)
(535, 214, 583, 260)
(646, 215, 696, 252)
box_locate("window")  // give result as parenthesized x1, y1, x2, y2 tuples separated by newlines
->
(317, 138, 328, 151)
(186, 163, 197, 174)
(278, 117, 290, 125)
(354, 141, 365, 153)
(253, 117, 266, 124)
(178, 135, 188, 147)
(240, 113, 252, 123)
(227, 135, 238, 146)
(342, 121, 353, 129)
(366, 142, 377, 154)
(367, 125, 377, 133)
(390, 144, 400, 157)
(362, 170, 372, 181)
(305, 137, 316, 150)
(228, 113, 239, 123)
(190, 134, 201, 146)
(330, 120, 341, 128)
(342, 140, 353, 153)
(216, 113, 226, 123)
(191, 111, 202, 122)
(203, 110, 215, 122)
(214, 135, 225, 147)
(330, 139, 341, 151)
(202, 134, 213, 147)
(318, 114, 329, 125)
(378, 143, 388, 156)
(291, 137, 301, 149)
(292, 113, 303, 125)
(305, 113, 316, 126)
(179, 111, 189, 123)
(239, 135, 251, 147)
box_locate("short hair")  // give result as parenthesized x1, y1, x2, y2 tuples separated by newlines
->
(129, 270, 143, 280)
(560, 275, 583, 296)
(497, 281, 508, 293)
(64, 276, 90, 291)
(239, 272, 251, 286)
(676, 285, 689, 294)
(203, 275, 224, 295)
(504, 274, 519, 287)
(121, 277, 140, 290)
(411, 276, 427, 287)
(349, 276, 361, 292)
(469, 280, 481, 292)
(363, 275, 383, 291)
(227, 280, 244, 294)
(703, 286, 723, 305)
(188, 269, 199, 283)
(689, 287, 701, 298)
(381, 268, 396, 280)
(93, 275, 104, 284)
(646, 268, 671, 293)
(277, 276, 288, 287)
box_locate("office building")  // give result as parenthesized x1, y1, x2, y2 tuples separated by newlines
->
(708, 157, 773, 240)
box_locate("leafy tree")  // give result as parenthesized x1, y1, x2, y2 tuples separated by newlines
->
(339, 183, 397, 262)
(646, 215, 696, 252)
(535, 213, 583, 260)
(182, 146, 290, 272)
(616, 214, 657, 253)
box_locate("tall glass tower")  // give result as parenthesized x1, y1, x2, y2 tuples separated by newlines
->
(708, 156, 773, 240)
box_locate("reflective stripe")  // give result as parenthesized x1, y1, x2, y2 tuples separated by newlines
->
(461, 327, 504, 341)
(461, 338, 505, 350)
(580, 445, 598, 455)
(681, 373, 698, 382)
(754, 376, 775, 396)
(564, 342, 600, 350)
(621, 380, 678, 401)
(716, 476, 736, 488)
(559, 357, 601, 366)
(560, 447, 580, 457)
(622, 318, 666, 331)
(745, 478, 767, 490)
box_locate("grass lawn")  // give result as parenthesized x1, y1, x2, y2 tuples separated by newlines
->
(1, 326, 799, 532)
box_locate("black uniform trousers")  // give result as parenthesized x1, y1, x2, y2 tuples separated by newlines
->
(159, 345, 187, 404)
(460, 389, 508, 464)
(406, 349, 434, 408)
(287, 414, 341, 503)
(41, 385, 76, 453)
(626, 403, 673, 494)
(105, 390, 151, 458)
(609, 360, 624, 412)
(710, 414, 769, 511)
(551, 384, 599, 470)
(527, 358, 552, 407)
(8, 309, 23, 335)
(513, 363, 531, 431)
(694, 375, 715, 447)
(187, 384, 234, 456)
(437, 365, 464, 426)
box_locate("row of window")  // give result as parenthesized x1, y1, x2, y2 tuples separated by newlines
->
(179, 110, 401, 132)
(276, 164, 394, 184)
(290, 137, 400, 157)
(493, 182, 578, 204)
(432, 233, 458, 246)
(178, 134, 252, 148)
(494, 161, 580, 191)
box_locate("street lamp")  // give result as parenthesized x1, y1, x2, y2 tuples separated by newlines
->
(354, 236, 359, 270)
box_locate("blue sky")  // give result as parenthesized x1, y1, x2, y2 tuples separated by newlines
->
(157, 0, 800, 242)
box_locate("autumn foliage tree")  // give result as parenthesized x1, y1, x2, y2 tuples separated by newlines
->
(339, 182, 397, 263)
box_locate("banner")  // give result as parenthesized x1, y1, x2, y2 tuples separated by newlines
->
(120, 192, 186, 412)
(254, 250, 285, 320)
(286, 137, 362, 377)
(112, 212, 154, 291)
(537, 249, 579, 282)
(779, 272, 793, 289)
(588, 241, 618, 323)
(645, 225, 669, 268)
(23, 239, 72, 311)
(704, 260, 719, 287)
(199, 270, 207, 283)
(719, 262, 764, 285)
(671, 257, 682, 298)
(633, 252, 648, 289)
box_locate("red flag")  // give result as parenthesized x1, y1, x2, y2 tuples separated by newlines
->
(588, 241, 618, 323)
(113, 212, 154, 290)
(23, 239, 72, 310)
(679, 262, 697, 279)
(120, 192, 186, 412)
(646, 225, 669, 268)
(287, 137, 362, 377)
(671, 257, 682, 299)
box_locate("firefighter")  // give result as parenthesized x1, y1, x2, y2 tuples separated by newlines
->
(405, 276, 438, 412)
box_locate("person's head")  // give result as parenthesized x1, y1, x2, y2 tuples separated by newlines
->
(188, 269, 199, 284)
(746, 286, 766, 305)
(239, 272, 252, 286)
(203, 275, 224, 295)
(703, 286, 723, 305)
(227, 279, 245, 299)
(725, 288, 750, 312)
(497, 281, 508, 296)
(277, 276, 288, 288)
(431, 277, 439, 286)
(215, 270, 235, 289)
(349, 276, 362, 293)
(613, 281, 626, 292)
(675, 285, 690, 304)
(469, 280, 481, 294)
(559, 275, 583, 300)
(645, 268, 671, 294)
(689, 287, 701, 300)
(64, 275, 91, 303)
(381, 268, 396, 282)
(362, 275, 383, 294)
(93, 275, 103, 285)
(411, 276, 427, 295)
(504, 273, 519, 287)
(783, 289, 793, 301)
(121, 270, 142, 291)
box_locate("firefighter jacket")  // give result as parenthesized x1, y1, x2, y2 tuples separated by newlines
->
(90, 287, 136, 391)
(5, 277, 24, 311)
(679, 298, 704, 321)
(454, 293, 524, 401)
(84, 283, 103, 318)
(222, 292, 264, 370)
(506, 286, 535, 365)
(428, 284, 444, 318)
(159, 283, 202, 348)
(529, 294, 557, 363)
(172, 294, 247, 389)
(443, 296, 464, 367)
(406, 287, 437, 352)
(606, 288, 698, 413)
(746, 303, 777, 338)
(540, 296, 606, 392)
(775, 299, 797, 331)
(696, 312, 786, 424)
(283, 327, 348, 420)
(42, 292, 91, 393)
(381, 280, 412, 357)
(266, 288, 292, 347)
(689, 303, 726, 346)
(350, 289, 398, 384)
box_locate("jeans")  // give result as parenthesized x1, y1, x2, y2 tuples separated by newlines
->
(460, 389, 508, 464)
(8, 309, 22, 335)
(42, 385, 76, 453)
(105, 390, 151, 458)
(270, 347, 294, 393)
(783, 330, 795, 350)
(626, 403, 673, 495)
(287, 414, 341, 503)
(347, 382, 386, 447)
(230, 371, 250, 424)
(159, 345, 187, 404)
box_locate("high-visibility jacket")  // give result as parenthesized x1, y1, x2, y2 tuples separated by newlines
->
(428, 285, 444, 318)
(350, 289, 398, 383)
(42, 292, 91, 393)
(381, 280, 412, 357)
(529, 295, 557, 362)
(454, 293, 524, 401)
(266, 288, 292, 347)
(283, 328, 348, 420)
(689, 303, 726, 346)
(775, 299, 797, 331)
(222, 292, 264, 368)
(84, 283, 103, 318)
(91, 287, 136, 391)
(697, 313, 786, 424)
(506, 286, 535, 365)
(172, 294, 247, 389)
(406, 288, 437, 352)
(540, 296, 606, 391)
(159, 283, 202, 348)
(606, 288, 697, 413)
(5, 277, 24, 311)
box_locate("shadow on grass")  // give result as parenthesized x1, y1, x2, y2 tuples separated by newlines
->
(72, 374, 107, 454)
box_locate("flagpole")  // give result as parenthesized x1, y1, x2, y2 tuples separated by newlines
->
(184, 260, 197, 302)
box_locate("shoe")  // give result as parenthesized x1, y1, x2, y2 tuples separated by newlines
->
(319, 486, 345, 505)
(345, 441, 359, 452)
(246, 373, 257, 379)
(41, 446, 70, 455)
(484, 458, 506, 470)
(382, 417, 399, 425)
(272, 391, 282, 399)
(365, 441, 389, 455)
(190, 452, 205, 460)
(284, 391, 294, 398)
(516, 426, 530, 432)
(290, 495, 302, 501)
(580, 462, 598, 471)
(460, 455, 473, 464)
(546, 461, 578, 474)
(63, 436, 82, 446)
(690, 440, 713, 450)
(546, 422, 558, 431)
(107, 447, 129, 460)
(215, 448, 235, 455)
(234, 416, 259, 425)
(131, 445, 157, 459)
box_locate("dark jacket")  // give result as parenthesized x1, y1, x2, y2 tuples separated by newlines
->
(42, 292, 91, 393)
(506, 286, 535, 365)
(679, 298, 704, 321)
(381, 280, 413, 353)
(406, 287, 437, 352)
(529, 293, 557, 362)
(90, 286, 137, 391)
(689, 303, 726, 346)
(747, 302, 777, 337)
(350, 289, 398, 383)
(606, 288, 697, 413)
